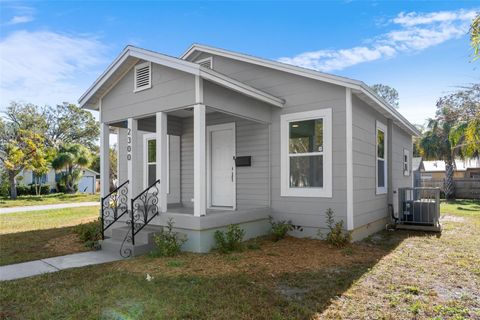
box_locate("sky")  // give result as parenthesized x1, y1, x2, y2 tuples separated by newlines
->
(0, 1, 478, 126)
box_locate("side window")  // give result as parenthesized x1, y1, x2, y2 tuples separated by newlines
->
(376, 121, 387, 194)
(403, 149, 410, 176)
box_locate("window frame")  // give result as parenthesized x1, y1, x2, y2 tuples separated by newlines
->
(403, 148, 410, 176)
(143, 133, 169, 193)
(134, 61, 152, 93)
(280, 108, 332, 198)
(376, 120, 388, 195)
(196, 57, 213, 69)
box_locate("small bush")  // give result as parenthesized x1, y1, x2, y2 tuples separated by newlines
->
(74, 219, 102, 249)
(214, 224, 245, 253)
(151, 218, 187, 257)
(269, 216, 293, 241)
(322, 208, 351, 248)
(15, 184, 50, 196)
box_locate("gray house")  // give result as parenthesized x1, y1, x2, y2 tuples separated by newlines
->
(79, 44, 419, 254)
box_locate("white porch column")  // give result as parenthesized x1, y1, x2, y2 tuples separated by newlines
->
(127, 118, 139, 205)
(156, 112, 168, 213)
(193, 104, 207, 216)
(100, 123, 110, 198)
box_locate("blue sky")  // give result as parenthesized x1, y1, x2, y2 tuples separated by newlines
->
(0, 1, 478, 126)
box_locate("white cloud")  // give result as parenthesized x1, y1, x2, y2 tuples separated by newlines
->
(278, 9, 477, 72)
(0, 30, 108, 108)
(7, 15, 34, 25)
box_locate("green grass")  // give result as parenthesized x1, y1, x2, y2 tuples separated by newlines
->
(440, 199, 480, 216)
(0, 200, 478, 319)
(0, 206, 99, 265)
(0, 193, 99, 208)
(0, 206, 100, 234)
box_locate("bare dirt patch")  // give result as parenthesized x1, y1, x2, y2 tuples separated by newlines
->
(43, 233, 88, 256)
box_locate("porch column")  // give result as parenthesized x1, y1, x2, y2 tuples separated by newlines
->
(127, 118, 139, 205)
(156, 112, 168, 213)
(193, 104, 207, 216)
(100, 123, 110, 198)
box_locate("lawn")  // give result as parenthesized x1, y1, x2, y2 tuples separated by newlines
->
(0, 200, 478, 319)
(0, 193, 99, 208)
(0, 206, 99, 266)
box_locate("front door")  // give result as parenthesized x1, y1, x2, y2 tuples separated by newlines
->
(208, 123, 236, 208)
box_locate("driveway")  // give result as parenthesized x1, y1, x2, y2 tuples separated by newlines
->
(0, 202, 99, 214)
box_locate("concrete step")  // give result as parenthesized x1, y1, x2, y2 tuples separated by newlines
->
(99, 238, 155, 257)
(111, 225, 161, 244)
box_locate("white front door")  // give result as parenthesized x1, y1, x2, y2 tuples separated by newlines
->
(208, 123, 236, 208)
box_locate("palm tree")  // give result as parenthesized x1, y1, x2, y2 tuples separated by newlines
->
(51, 144, 92, 193)
(420, 84, 480, 200)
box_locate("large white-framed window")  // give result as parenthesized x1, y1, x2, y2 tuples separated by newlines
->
(376, 120, 387, 194)
(403, 148, 410, 176)
(280, 108, 332, 198)
(143, 133, 169, 192)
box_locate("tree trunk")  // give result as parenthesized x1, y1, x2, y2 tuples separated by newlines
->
(66, 167, 75, 194)
(8, 172, 17, 200)
(444, 161, 455, 200)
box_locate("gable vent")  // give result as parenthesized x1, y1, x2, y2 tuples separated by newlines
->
(134, 62, 152, 92)
(196, 57, 213, 69)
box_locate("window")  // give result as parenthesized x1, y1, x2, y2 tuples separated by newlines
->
(32, 172, 47, 184)
(376, 121, 387, 194)
(134, 62, 152, 92)
(281, 109, 332, 197)
(403, 149, 410, 176)
(196, 57, 213, 69)
(143, 134, 170, 193)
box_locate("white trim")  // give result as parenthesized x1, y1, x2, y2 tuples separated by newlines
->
(195, 75, 203, 104)
(346, 88, 354, 230)
(100, 123, 110, 197)
(181, 44, 420, 136)
(143, 133, 170, 192)
(376, 120, 388, 195)
(196, 57, 213, 69)
(193, 104, 207, 216)
(403, 148, 410, 177)
(127, 118, 138, 204)
(280, 108, 332, 198)
(133, 61, 152, 92)
(206, 122, 236, 210)
(78, 46, 284, 109)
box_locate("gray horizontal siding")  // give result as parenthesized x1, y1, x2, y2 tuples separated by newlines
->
(101, 61, 195, 123)
(193, 52, 349, 227)
(181, 112, 270, 210)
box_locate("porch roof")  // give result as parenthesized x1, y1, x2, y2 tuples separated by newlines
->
(78, 46, 285, 110)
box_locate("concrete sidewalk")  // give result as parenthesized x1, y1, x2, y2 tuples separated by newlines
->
(0, 251, 123, 281)
(0, 202, 99, 214)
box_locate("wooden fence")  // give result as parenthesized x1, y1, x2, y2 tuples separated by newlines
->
(419, 178, 480, 199)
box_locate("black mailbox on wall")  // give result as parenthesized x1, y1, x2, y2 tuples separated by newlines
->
(234, 156, 251, 167)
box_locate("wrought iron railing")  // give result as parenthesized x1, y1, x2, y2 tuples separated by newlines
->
(120, 179, 160, 257)
(101, 180, 129, 239)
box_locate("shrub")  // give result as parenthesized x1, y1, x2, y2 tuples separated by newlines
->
(322, 208, 351, 248)
(269, 216, 293, 241)
(214, 224, 245, 253)
(151, 218, 187, 257)
(74, 219, 102, 249)
(15, 184, 50, 196)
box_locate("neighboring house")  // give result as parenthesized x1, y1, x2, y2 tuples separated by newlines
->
(79, 44, 419, 253)
(420, 158, 480, 180)
(412, 157, 424, 187)
(18, 168, 99, 194)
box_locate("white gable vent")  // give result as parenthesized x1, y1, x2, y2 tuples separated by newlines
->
(134, 62, 152, 92)
(196, 57, 213, 69)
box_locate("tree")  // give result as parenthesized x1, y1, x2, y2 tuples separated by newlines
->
(371, 84, 399, 109)
(51, 144, 92, 193)
(471, 13, 479, 61)
(44, 103, 100, 150)
(0, 103, 48, 199)
(0, 129, 45, 199)
(90, 145, 118, 190)
(31, 147, 56, 195)
(419, 84, 480, 200)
